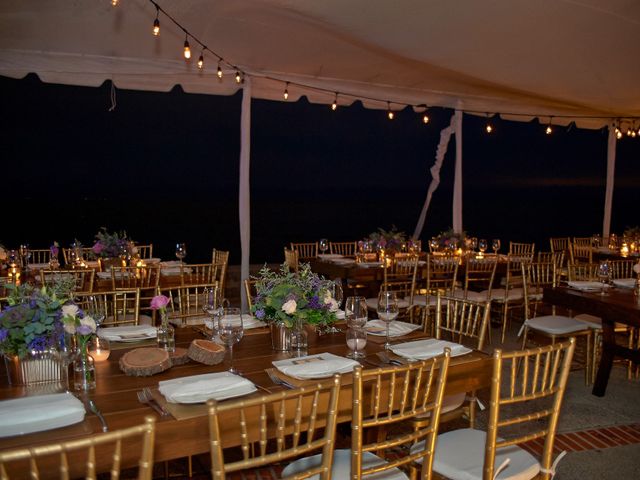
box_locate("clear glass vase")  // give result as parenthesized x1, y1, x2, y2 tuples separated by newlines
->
(73, 349, 96, 391)
(289, 317, 308, 357)
(157, 312, 175, 353)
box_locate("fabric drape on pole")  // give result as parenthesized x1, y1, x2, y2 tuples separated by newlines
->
(602, 124, 617, 239)
(239, 79, 252, 311)
(413, 111, 458, 239)
(452, 110, 463, 233)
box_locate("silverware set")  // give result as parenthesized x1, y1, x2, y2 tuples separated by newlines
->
(137, 387, 171, 416)
(87, 399, 108, 432)
(266, 369, 296, 389)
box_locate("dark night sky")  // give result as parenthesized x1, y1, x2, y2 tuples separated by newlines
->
(1, 74, 638, 263)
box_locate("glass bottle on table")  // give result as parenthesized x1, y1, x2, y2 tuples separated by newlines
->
(598, 261, 610, 296)
(377, 291, 399, 350)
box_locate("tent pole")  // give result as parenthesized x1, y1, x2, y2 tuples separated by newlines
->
(602, 124, 616, 240)
(452, 110, 463, 233)
(239, 78, 252, 311)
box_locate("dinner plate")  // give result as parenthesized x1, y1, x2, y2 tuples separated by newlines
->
(97, 325, 157, 342)
(159, 372, 257, 404)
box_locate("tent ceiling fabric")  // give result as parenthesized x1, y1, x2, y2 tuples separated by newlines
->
(1, 0, 639, 128)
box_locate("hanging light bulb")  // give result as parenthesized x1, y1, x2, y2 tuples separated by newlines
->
(616, 127, 623, 139)
(235, 71, 242, 83)
(197, 53, 204, 69)
(217, 62, 223, 79)
(283, 82, 289, 100)
(387, 102, 394, 120)
(331, 93, 338, 111)
(152, 7, 160, 36)
(183, 35, 191, 60)
(485, 113, 493, 133)
(111, 0, 118, 6)
(545, 117, 553, 135)
(626, 127, 632, 137)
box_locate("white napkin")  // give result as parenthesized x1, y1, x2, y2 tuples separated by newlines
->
(390, 339, 471, 360)
(358, 262, 382, 268)
(318, 254, 343, 260)
(204, 315, 266, 330)
(365, 320, 422, 337)
(332, 258, 356, 265)
(634, 263, 640, 274)
(97, 325, 157, 341)
(160, 260, 183, 267)
(27, 263, 50, 270)
(567, 281, 606, 291)
(159, 372, 256, 404)
(161, 267, 183, 276)
(273, 353, 359, 379)
(0, 393, 85, 438)
(612, 278, 636, 289)
(335, 309, 345, 320)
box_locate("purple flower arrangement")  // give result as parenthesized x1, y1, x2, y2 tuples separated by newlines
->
(92, 227, 134, 258)
(363, 226, 412, 254)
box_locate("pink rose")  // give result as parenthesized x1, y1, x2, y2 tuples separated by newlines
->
(150, 295, 170, 310)
(92, 242, 104, 254)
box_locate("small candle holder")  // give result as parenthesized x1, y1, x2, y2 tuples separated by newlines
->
(87, 336, 111, 362)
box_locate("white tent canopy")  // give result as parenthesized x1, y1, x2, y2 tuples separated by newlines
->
(1, 0, 639, 128)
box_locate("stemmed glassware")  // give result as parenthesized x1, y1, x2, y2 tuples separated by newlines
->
(492, 239, 501, 255)
(19, 244, 30, 269)
(429, 237, 439, 253)
(218, 308, 244, 373)
(478, 239, 488, 256)
(319, 238, 329, 255)
(345, 296, 368, 359)
(175, 243, 187, 263)
(377, 291, 399, 350)
(598, 261, 610, 296)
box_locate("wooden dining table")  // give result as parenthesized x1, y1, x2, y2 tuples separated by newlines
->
(0, 326, 493, 476)
(543, 285, 640, 397)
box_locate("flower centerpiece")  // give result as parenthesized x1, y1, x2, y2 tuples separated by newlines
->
(61, 304, 97, 391)
(434, 228, 466, 251)
(92, 227, 134, 259)
(361, 226, 416, 256)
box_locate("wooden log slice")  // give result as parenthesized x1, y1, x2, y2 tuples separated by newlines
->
(169, 347, 190, 366)
(119, 348, 171, 376)
(187, 339, 226, 365)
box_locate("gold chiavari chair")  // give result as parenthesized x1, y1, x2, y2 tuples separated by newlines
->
(453, 257, 497, 303)
(570, 237, 593, 264)
(284, 353, 451, 480)
(244, 278, 257, 311)
(489, 254, 528, 343)
(520, 262, 592, 384)
(0, 416, 156, 480)
(179, 263, 215, 286)
(27, 248, 51, 265)
(211, 249, 230, 297)
(75, 288, 142, 327)
(209, 375, 341, 480)
(329, 241, 357, 256)
(549, 236, 570, 254)
(608, 259, 636, 279)
(283, 248, 299, 273)
(508, 241, 535, 259)
(567, 262, 598, 281)
(40, 269, 95, 295)
(162, 283, 217, 327)
(62, 246, 94, 266)
(413, 295, 489, 433)
(365, 254, 419, 318)
(411, 254, 459, 335)
(431, 339, 575, 480)
(134, 243, 153, 259)
(290, 242, 318, 261)
(110, 265, 160, 324)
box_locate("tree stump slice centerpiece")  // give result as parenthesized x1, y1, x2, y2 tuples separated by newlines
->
(187, 339, 225, 365)
(119, 347, 171, 376)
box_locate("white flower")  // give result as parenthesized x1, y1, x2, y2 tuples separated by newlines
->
(63, 321, 76, 335)
(282, 299, 297, 315)
(634, 262, 640, 274)
(62, 304, 79, 319)
(327, 298, 339, 312)
(324, 290, 333, 303)
(79, 316, 97, 334)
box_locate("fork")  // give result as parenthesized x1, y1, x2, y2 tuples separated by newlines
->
(137, 388, 170, 416)
(266, 369, 296, 389)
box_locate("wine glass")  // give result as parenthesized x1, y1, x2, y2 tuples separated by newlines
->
(319, 238, 329, 255)
(492, 239, 501, 255)
(218, 308, 244, 373)
(429, 237, 439, 253)
(377, 291, 399, 350)
(202, 287, 220, 332)
(478, 239, 488, 256)
(175, 243, 187, 263)
(345, 296, 368, 328)
(598, 261, 610, 296)
(346, 327, 367, 359)
(19, 244, 30, 269)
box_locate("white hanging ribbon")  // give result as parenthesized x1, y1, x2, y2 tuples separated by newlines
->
(602, 124, 616, 239)
(540, 450, 567, 478)
(413, 111, 458, 239)
(239, 77, 252, 312)
(452, 110, 463, 233)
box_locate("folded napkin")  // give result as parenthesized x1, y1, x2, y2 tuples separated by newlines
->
(160, 260, 183, 267)
(0, 393, 85, 438)
(204, 314, 266, 331)
(567, 281, 606, 291)
(335, 309, 345, 320)
(390, 339, 471, 361)
(144, 257, 161, 264)
(97, 325, 157, 341)
(27, 263, 50, 271)
(365, 320, 422, 337)
(332, 258, 356, 265)
(318, 254, 344, 260)
(273, 353, 359, 380)
(97, 271, 131, 280)
(159, 372, 256, 404)
(613, 278, 636, 289)
(358, 262, 382, 268)
(161, 267, 183, 276)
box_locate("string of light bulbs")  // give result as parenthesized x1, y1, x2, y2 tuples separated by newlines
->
(112, 0, 640, 138)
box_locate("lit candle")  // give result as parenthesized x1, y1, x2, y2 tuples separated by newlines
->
(90, 348, 110, 362)
(88, 337, 111, 362)
(621, 243, 629, 257)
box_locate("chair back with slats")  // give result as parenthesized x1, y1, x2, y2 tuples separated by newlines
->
(382, 254, 420, 304)
(74, 289, 141, 327)
(62, 247, 95, 266)
(134, 244, 153, 259)
(329, 241, 357, 256)
(163, 283, 217, 327)
(28, 248, 51, 265)
(40, 269, 95, 295)
(537, 251, 565, 271)
(549, 237, 570, 254)
(110, 265, 160, 290)
(436, 295, 490, 351)
(290, 242, 318, 261)
(211, 249, 230, 296)
(608, 259, 636, 279)
(179, 263, 215, 286)
(0, 416, 155, 480)
(283, 248, 299, 273)
(521, 262, 557, 320)
(567, 262, 598, 281)
(508, 242, 535, 259)
(483, 339, 575, 480)
(425, 255, 459, 297)
(460, 257, 497, 301)
(352, 352, 451, 479)
(570, 237, 593, 264)
(208, 375, 341, 480)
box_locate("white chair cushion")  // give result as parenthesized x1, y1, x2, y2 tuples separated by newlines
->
(489, 288, 524, 302)
(574, 313, 602, 329)
(366, 297, 410, 310)
(453, 289, 489, 302)
(410, 294, 440, 307)
(415, 392, 466, 419)
(418, 428, 540, 480)
(525, 315, 590, 335)
(282, 448, 408, 480)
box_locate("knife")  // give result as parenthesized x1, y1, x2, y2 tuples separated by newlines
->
(88, 400, 108, 432)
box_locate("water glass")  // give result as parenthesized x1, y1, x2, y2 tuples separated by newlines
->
(345, 296, 368, 327)
(319, 238, 329, 254)
(157, 322, 176, 353)
(218, 308, 244, 373)
(346, 327, 367, 359)
(377, 291, 399, 350)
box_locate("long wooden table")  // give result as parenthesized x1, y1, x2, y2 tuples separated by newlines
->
(543, 286, 640, 397)
(0, 327, 492, 476)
